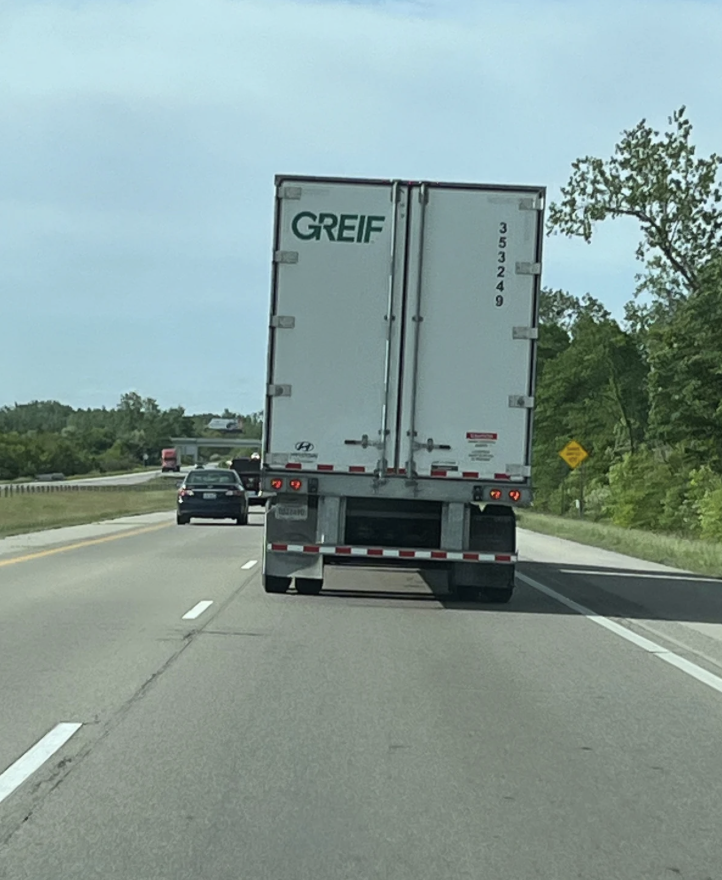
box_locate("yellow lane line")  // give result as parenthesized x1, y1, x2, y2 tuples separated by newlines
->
(0, 521, 174, 568)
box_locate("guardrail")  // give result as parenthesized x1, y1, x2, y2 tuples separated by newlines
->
(0, 481, 180, 498)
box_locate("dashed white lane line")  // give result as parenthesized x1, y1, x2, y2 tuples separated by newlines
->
(518, 572, 722, 696)
(0, 722, 82, 805)
(182, 600, 213, 620)
(242, 560, 258, 570)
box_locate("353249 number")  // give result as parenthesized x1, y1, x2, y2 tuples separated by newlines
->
(495, 222, 507, 306)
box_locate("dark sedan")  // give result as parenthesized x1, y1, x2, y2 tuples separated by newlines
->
(176, 468, 249, 525)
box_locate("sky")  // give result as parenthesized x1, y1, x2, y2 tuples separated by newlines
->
(2, 0, 721, 414)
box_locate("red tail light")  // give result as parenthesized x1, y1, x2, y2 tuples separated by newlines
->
(509, 490, 521, 502)
(270, 478, 283, 491)
(225, 490, 244, 496)
(489, 489, 502, 500)
(289, 479, 303, 491)
(179, 488, 194, 497)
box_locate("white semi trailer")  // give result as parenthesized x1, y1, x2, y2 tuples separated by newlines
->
(261, 176, 545, 602)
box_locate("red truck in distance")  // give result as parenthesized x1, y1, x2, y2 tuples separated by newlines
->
(161, 448, 182, 473)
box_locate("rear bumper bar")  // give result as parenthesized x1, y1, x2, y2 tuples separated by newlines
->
(267, 543, 516, 564)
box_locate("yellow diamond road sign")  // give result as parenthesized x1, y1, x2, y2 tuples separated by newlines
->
(559, 440, 589, 469)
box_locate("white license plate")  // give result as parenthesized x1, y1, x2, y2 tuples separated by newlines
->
(203, 492, 217, 499)
(275, 503, 308, 521)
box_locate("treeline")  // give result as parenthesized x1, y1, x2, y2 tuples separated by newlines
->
(0, 392, 262, 480)
(534, 106, 722, 539)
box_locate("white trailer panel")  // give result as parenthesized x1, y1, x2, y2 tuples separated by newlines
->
(266, 179, 405, 472)
(265, 176, 544, 486)
(398, 184, 541, 480)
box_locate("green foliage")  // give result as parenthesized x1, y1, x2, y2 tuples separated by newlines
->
(536, 107, 722, 546)
(0, 395, 262, 480)
(646, 257, 722, 467)
(547, 106, 722, 298)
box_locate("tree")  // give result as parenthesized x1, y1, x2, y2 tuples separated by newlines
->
(646, 256, 722, 466)
(548, 107, 722, 306)
(532, 289, 649, 510)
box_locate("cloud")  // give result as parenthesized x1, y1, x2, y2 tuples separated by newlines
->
(1, 0, 721, 409)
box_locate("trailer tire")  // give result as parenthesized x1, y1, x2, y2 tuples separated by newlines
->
(295, 578, 323, 596)
(453, 584, 479, 602)
(264, 575, 291, 594)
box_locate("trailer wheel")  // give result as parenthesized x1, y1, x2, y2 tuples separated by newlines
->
(264, 575, 291, 594)
(295, 578, 323, 596)
(479, 587, 514, 604)
(453, 584, 479, 602)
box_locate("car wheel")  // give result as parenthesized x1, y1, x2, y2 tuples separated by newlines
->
(176, 514, 190, 525)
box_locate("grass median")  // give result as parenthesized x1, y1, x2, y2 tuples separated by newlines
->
(0, 481, 178, 538)
(518, 511, 722, 578)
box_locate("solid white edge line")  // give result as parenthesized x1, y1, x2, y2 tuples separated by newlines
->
(182, 600, 213, 620)
(517, 572, 722, 696)
(0, 722, 83, 804)
(242, 560, 258, 570)
(558, 568, 721, 583)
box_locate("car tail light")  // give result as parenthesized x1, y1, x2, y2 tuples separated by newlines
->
(179, 488, 194, 497)
(489, 489, 502, 500)
(509, 490, 521, 502)
(225, 489, 244, 496)
(289, 479, 303, 491)
(270, 478, 283, 491)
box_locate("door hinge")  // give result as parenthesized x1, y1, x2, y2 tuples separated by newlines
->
(512, 326, 539, 340)
(509, 395, 534, 409)
(271, 315, 296, 329)
(277, 185, 302, 200)
(268, 384, 292, 398)
(519, 194, 544, 211)
(515, 261, 542, 276)
(274, 250, 298, 264)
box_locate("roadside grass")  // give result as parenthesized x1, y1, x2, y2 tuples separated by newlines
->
(0, 481, 177, 538)
(518, 511, 722, 578)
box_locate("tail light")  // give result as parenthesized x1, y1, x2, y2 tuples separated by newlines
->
(225, 489, 244, 496)
(270, 478, 284, 491)
(509, 490, 521, 502)
(489, 489, 502, 500)
(289, 479, 303, 492)
(179, 488, 194, 497)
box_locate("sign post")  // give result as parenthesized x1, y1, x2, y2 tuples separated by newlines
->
(558, 440, 589, 518)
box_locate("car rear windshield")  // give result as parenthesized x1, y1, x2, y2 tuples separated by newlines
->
(186, 471, 238, 486)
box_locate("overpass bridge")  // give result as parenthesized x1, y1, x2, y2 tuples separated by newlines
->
(171, 437, 262, 464)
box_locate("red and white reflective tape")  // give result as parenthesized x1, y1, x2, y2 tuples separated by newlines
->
(267, 543, 516, 563)
(283, 463, 512, 480)
(284, 463, 370, 473)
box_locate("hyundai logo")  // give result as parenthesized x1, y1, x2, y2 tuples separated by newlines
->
(295, 441, 314, 452)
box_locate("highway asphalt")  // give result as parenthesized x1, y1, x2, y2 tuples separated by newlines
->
(1, 514, 722, 878)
